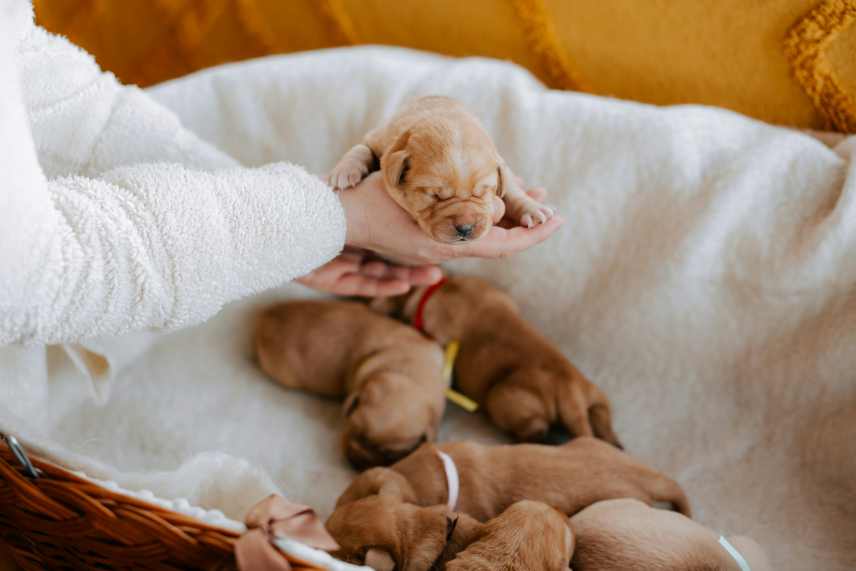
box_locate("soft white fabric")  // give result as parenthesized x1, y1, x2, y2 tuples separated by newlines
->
(1, 23, 855, 571)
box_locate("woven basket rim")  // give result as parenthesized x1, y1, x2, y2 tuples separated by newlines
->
(0, 442, 241, 570)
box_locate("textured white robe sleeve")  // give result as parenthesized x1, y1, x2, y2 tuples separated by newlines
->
(0, 8, 346, 346)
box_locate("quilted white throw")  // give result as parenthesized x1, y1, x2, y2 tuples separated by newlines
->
(2, 13, 855, 571)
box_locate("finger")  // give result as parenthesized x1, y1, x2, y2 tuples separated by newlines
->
(409, 265, 444, 285)
(459, 215, 564, 259)
(362, 260, 392, 277)
(336, 274, 411, 297)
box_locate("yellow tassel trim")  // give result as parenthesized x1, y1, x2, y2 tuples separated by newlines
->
(784, 0, 856, 133)
(317, 0, 359, 46)
(510, 0, 585, 91)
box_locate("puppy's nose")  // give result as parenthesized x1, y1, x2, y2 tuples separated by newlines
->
(454, 223, 474, 239)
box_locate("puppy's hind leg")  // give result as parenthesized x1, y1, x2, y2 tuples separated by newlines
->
(484, 374, 550, 442)
(328, 142, 376, 190)
(586, 385, 623, 449)
(647, 473, 692, 517)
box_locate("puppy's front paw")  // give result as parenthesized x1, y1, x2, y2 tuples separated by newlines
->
(520, 202, 556, 228)
(328, 159, 369, 191)
(517, 199, 555, 229)
(508, 196, 556, 228)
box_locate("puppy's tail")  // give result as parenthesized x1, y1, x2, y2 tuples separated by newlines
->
(651, 475, 692, 518)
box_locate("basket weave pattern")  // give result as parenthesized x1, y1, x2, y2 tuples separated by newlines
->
(0, 447, 239, 570)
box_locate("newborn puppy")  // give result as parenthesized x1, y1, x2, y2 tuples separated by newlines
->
(327, 495, 454, 570)
(327, 497, 572, 571)
(374, 275, 622, 446)
(329, 95, 554, 243)
(255, 300, 445, 469)
(570, 499, 771, 571)
(445, 500, 573, 571)
(335, 437, 690, 522)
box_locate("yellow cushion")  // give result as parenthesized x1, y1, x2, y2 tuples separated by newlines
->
(34, 0, 856, 132)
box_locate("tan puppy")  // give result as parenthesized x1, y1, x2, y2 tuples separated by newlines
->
(445, 500, 573, 571)
(374, 275, 622, 446)
(570, 499, 771, 571)
(255, 300, 446, 469)
(327, 497, 572, 571)
(329, 95, 554, 243)
(327, 496, 453, 570)
(335, 437, 690, 522)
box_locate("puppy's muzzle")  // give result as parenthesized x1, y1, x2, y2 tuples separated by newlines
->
(454, 223, 474, 239)
(344, 433, 427, 470)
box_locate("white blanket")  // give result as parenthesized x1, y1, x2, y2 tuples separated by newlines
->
(7, 47, 856, 570)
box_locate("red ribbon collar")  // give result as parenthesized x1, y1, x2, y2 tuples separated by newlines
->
(412, 277, 447, 334)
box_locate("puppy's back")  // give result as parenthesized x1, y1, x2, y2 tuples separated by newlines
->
(255, 300, 402, 395)
(446, 501, 573, 571)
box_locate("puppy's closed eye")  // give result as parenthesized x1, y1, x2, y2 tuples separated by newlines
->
(423, 187, 453, 201)
(344, 393, 360, 417)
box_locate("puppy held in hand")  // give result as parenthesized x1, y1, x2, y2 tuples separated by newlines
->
(327, 497, 572, 571)
(255, 300, 445, 469)
(336, 437, 690, 522)
(374, 275, 622, 446)
(329, 95, 554, 243)
(571, 499, 770, 571)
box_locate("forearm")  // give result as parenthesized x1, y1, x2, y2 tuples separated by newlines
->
(2, 162, 344, 345)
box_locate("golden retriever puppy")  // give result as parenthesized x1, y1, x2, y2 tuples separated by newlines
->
(570, 499, 770, 571)
(255, 300, 445, 469)
(327, 495, 454, 570)
(328, 95, 554, 243)
(373, 275, 622, 446)
(327, 497, 572, 571)
(445, 500, 573, 571)
(335, 438, 690, 522)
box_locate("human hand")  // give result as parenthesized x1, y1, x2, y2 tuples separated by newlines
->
(340, 172, 562, 266)
(296, 247, 442, 297)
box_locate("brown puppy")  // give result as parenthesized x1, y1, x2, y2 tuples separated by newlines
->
(374, 275, 622, 446)
(327, 495, 454, 570)
(255, 300, 445, 469)
(445, 500, 573, 571)
(329, 95, 554, 243)
(570, 499, 771, 571)
(335, 437, 690, 522)
(327, 497, 572, 571)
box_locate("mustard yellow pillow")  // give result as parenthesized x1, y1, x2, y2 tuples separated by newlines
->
(34, 0, 856, 132)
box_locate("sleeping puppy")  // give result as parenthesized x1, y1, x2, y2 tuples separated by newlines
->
(327, 497, 572, 571)
(570, 499, 771, 571)
(328, 95, 554, 243)
(373, 275, 622, 446)
(335, 437, 690, 522)
(445, 500, 573, 571)
(327, 496, 455, 570)
(255, 300, 446, 469)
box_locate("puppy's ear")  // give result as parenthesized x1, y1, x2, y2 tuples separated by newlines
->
(382, 130, 411, 188)
(495, 159, 521, 199)
(446, 514, 459, 540)
(364, 547, 396, 571)
(495, 165, 506, 198)
(343, 392, 360, 417)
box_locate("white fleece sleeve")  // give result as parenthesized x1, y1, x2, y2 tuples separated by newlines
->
(0, 7, 346, 345)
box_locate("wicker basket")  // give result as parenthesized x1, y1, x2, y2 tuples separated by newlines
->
(0, 439, 239, 570)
